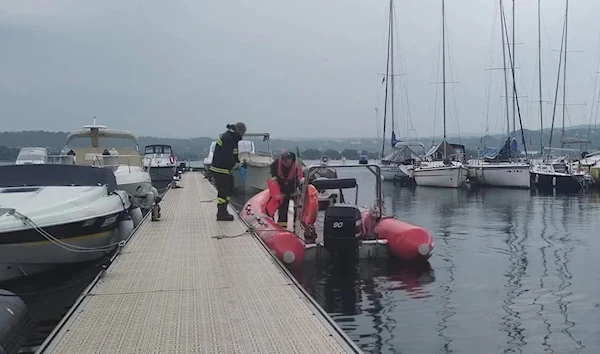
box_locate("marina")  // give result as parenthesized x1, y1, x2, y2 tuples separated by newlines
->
(35, 172, 361, 354)
(3, 0, 600, 353)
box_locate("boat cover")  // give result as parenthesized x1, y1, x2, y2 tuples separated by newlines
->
(480, 138, 517, 160)
(0, 164, 118, 192)
(382, 145, 421, 164)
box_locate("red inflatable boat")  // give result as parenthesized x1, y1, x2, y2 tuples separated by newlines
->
(240, 162, 434, 266)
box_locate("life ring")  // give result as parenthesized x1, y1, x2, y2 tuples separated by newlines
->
(302, 184, 318, 225)
(169, 154, 176, 164)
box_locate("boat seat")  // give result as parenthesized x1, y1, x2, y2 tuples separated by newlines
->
(311, 177, 357, 191)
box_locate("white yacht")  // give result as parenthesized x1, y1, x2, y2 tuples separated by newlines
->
(413, 0, 466, 189)
(0, 164, 136, 282)
(468, 139, 530, 189)
(143, 144, 178, 193)
(62, 122, 159, 214)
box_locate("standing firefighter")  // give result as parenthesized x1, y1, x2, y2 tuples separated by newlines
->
(209, 122, 247, 221)
(269, 151, 303, 228)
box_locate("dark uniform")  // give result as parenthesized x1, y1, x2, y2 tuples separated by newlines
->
(209, 124, 243, 221)
(270, 152, 301, 227)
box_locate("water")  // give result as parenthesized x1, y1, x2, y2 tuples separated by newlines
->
(235, 165, 600, 354)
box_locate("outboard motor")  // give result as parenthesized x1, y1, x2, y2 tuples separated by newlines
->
(0, 289, 31, 354)
(323, 204, 362, 257)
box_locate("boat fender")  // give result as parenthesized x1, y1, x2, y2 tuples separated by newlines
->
(117, 214, 135, 242)
(151, 187, 159, 199)
(145, 191, 156, 207)
(265, 179, 283, 217)
(302, 184, 318, 225)
(129, 207, 143, 228)
(0, 289, 30, 354)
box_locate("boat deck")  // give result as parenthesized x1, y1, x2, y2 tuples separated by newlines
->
(37, 172, 360, 354)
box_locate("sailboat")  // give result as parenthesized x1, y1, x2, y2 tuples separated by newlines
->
(378, 0, 423, 185)
(530, 0, 592, 192)
(413, 0, 468, 188)
(470, 0, 530, 189)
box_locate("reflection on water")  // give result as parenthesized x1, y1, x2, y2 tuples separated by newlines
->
(287, 167, 600, 354)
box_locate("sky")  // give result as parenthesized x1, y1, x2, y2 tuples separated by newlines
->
(2, 0, 600, 139)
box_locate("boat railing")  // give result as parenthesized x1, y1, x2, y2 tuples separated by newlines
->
(46, 154, 151, 173)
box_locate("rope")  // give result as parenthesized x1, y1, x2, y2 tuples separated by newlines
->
(6, 210, 126, 253)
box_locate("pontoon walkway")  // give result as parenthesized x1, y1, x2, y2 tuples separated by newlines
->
(37, 172, 361, 354)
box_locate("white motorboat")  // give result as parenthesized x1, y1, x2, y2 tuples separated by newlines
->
(61, 123, 160, 214)
(205, 133, 274, 192)
(232, 134, 273, 191)
(15, 147, 48, 165)
(143, 144, 178, 194)
(0, 164, 137, 283)
(203, 141, 216, 172)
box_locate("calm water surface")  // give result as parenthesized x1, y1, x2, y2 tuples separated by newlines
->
(286, 168, 600, 354)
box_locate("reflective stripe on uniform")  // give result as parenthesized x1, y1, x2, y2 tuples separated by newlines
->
(277, 221, 287, 227)
(209, 166, 230, 174)
(233, 149, 238, 154)
(216, 137, 223, 146)
(226, 196, 231, 200)
(217, 197, 227, 204)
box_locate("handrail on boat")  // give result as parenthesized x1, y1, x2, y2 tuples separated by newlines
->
(46, 154, 151, 174)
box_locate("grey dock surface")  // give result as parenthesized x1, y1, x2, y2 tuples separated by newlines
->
(37, 172, 361, 354)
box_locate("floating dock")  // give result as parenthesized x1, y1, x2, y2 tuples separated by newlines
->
(37, 172, 361, 354)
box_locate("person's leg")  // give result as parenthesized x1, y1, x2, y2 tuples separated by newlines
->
(214, 173, 234, 221)
(277, 194, 290, 228)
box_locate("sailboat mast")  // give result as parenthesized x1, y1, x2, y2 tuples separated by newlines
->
(390, 0, 396, 139)
(499, 0, 511, 157)
(512, 0, 516, 137)
(380, 0, 393, 158)
(537, 0, 544, 152)
(442, 0, 447, 159)
(561, 0, 569, 146)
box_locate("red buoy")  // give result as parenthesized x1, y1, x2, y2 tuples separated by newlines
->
(240, 189, 305, 267)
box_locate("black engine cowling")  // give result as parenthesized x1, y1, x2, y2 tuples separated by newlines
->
(323, 204, 362, 256)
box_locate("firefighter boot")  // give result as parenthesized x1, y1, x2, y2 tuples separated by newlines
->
(216, 203, 234, 221)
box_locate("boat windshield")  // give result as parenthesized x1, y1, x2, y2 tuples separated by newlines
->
(145, 146, 172, 154)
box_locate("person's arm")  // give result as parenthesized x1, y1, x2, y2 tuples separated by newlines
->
(232, 138, 240, 165)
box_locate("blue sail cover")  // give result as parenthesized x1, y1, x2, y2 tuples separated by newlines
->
(480, 138, 518, 160)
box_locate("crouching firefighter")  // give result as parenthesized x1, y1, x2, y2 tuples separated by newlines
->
(269, 151, 303, 228)
(209, 122, 247, 221)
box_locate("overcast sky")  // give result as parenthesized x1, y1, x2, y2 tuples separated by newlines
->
(2, 0, 600, 139)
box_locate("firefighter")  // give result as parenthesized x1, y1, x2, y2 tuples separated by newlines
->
(269, 151, 303, 228)
(209, 122, 246, 221)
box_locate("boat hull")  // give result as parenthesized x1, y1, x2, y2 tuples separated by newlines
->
(470, 163, 530, 188)
(414, 165, 467, 188)
(149, 166, 176, 193)
(232, 164, 271, 192)
(530, 171, 586, 193)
